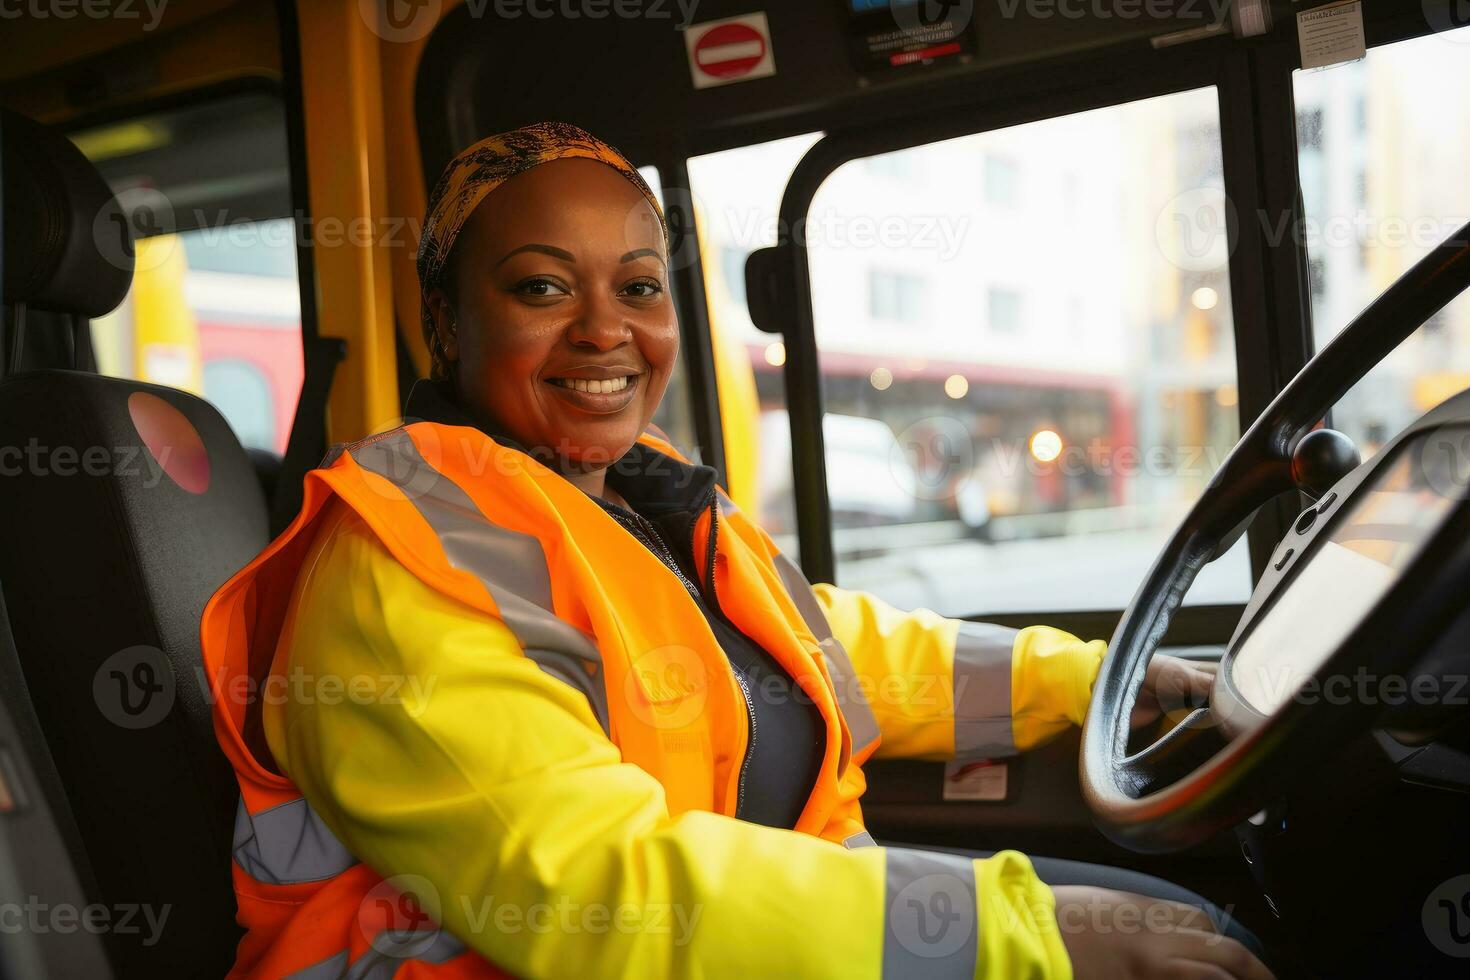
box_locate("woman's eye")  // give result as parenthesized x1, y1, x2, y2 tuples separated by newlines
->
(622, 279, 663, 299)
(514, 277, 568, 297)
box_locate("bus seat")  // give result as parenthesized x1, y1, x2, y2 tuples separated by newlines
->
(0, 109, 258, 977)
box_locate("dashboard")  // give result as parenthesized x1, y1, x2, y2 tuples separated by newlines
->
(1214, 394, 1470, 737)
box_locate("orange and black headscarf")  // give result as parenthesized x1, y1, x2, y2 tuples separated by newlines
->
(417, 122, 664, 379)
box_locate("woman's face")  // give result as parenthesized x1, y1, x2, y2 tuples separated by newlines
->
(430, 158, 676, 471)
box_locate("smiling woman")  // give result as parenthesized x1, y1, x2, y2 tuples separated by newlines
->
(198, 122, 1264, 980)
(420, 142, 676, 495)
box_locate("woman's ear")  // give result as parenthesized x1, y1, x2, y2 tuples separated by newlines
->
(425, 287, 460, 364)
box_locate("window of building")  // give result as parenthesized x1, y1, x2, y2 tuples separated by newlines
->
(983, 155, 1019, 205)
(988, 288, 1023, 333)
(868, 270, 924, 323)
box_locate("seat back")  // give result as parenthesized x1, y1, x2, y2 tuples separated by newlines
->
(2, 109, 266, 977)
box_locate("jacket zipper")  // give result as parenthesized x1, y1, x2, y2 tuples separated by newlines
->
(687, 491, 758, 818)
(605, 507, 702, 601)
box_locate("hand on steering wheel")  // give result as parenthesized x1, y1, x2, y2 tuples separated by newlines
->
(1130, 656, 1216, 731)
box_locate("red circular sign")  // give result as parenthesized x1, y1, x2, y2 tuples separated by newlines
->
(693, 23, 767, 80)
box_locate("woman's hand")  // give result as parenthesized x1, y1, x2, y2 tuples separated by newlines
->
(1054, 886, 1274, 979)
(1131, 655, 1217, 730)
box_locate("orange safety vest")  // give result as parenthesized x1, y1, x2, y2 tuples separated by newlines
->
(201, 421, 883, 978)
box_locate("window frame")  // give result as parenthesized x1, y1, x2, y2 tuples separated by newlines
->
(762, 44, 1301, 636)
(743, 10, 1469, 632)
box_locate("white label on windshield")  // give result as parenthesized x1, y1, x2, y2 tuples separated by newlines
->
(1297, 1, 1366, 71)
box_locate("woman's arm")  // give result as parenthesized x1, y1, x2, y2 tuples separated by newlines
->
(808, 582, 1106, 761)
(263, 502, 1072, 979)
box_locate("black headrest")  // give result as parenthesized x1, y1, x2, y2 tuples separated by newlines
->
(2, 109, 133, 317)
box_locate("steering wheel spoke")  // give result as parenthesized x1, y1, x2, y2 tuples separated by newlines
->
(1118, 708, 1226, 799)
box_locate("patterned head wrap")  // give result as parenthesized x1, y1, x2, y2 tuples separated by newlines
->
(417, 122, 665, 380)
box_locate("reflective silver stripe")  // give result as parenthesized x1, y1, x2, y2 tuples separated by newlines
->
(350, 430, 608, 731)
(233, 796, 358, 886)
(525, 647, 609, 732)
(952, 623, 1018, 758)
(286, 930, 467, 980)
(882, 849, 978, 980)
(771, 552, 881, 754)
(285, 951, 347, 980)
(843, 830, 877, 849)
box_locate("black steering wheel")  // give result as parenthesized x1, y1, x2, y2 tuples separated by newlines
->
(1081, 220, 1470, 853)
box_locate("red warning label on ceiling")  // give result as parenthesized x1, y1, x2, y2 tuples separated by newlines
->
(685, 12, 777, 90)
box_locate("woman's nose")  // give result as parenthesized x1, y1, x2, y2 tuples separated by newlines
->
(566, 294, 634, 350)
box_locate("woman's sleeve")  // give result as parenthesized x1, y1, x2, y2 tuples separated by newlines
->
(263, 503, 1074, 980)
(809, 583, 1106, 761)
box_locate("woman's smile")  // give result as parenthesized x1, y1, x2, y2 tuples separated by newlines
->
(543, 371, 642, 413)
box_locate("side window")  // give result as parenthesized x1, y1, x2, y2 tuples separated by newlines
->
(74, 93, 303, 455)
(1294, 26, 1470, 459)
(688, 133, 823, 512)
(635, 165, 698, 456)
(800, 88, 1249, 616)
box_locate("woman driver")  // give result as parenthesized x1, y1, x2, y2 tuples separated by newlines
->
(203, 123, 1271, 979)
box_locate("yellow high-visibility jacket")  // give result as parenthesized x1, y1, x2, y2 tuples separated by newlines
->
(259, 489, 1103, 979)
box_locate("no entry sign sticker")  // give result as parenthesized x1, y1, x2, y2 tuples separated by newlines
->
(685, 12, 776, 90)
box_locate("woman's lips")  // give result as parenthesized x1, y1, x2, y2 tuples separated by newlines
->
(543, 373, 641, 414)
